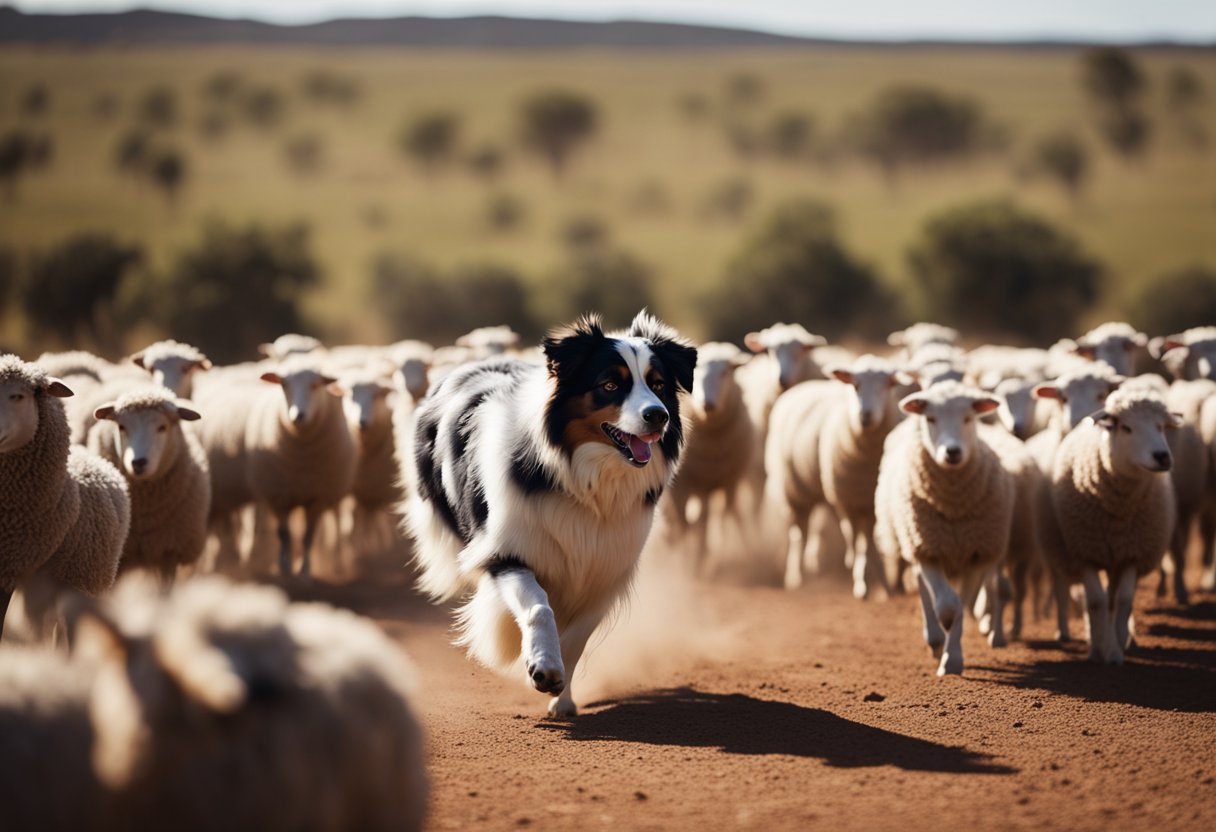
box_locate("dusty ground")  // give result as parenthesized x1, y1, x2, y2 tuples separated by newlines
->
(297, 566, 1216, 832)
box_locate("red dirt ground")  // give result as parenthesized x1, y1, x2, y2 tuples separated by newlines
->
(296, 569, 1216, 832)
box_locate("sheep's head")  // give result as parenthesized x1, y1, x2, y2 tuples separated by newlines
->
(993, 377, 1038, 439)
(0, 355, 72, 454)
(70, 576, 297, 790)
(332, 372, 395, 434)
(826, 354, 912, 432)
(131, 339, 212, 398)
(1089, 389, 1181, 476)
(743, 323, 826, 390)
(94, 388, 200, 479)
(1032, 368, 1123, 432)
(692, 342, 749, 414)
(900, 381, 999, 468)
(257, 333, 323, 361)
(261, 357, 339, 429)
(390, 340, 434, 401)
(887, 322, 959, 357)
(1072, 322, 1147, 377)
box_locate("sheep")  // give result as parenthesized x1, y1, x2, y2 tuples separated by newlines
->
(35, 351, 147, 444)
(258, 333, 324, 361)
(34, 350, 120, 386)
(965, 346, 1051, 439)
(1039, 389, 1179, 664)
(128, 339, 212, 398)
(663, 342, 754, 573)
(906, 342, 967, 388)
(875, 381, 1013, 675)
(0, 574, 427, 832)
(887, 322, 959, 359)
(0, 355, 130, 638)
(1071, 322, 1149, 376)
(389, 339, 435, 402)
(1151, 326, 1216, 381)
(86, 387, 210, 583)
(247, 355, 357, 578)
(456, 324, 520, 358)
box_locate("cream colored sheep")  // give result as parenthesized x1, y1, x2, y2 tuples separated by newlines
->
(887, 322, 959, 359)
(1072, 322, 1148, 376)
(875, 381, 1013, 675)
(87, 387, 210, 583)
(1040, 389, 1179, 664)
(0, 574, 427, 832)
(456, 324, 520, 358)
(128, 339, 212, 398)
(1152, 326, 1216, 381)
(258, 333, 323, 361)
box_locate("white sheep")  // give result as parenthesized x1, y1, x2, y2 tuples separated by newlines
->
(86, 387, 210, 583)
(887, 322, 959, 359)
(1071, 322, 1149, 376)
(875, 381, 1013, 675)
(247, 355, 357, 578)
(128, 339, 213, 398)
(389, 339, 435, 402)
(0, 355, 130, 638)
(1151, 326, 1216, 381)
(663, 342, 754, 574)
(455, 325, 520, 358)
(258, 333, 324, 361)
(1040, 388, 1179, 664)
(0, 574, 427, 832)
(906, 342, 968, 388)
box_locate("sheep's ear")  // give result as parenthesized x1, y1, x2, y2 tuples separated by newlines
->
(66, 600, 128, 664)
(1107, 376, 1125, 394)
(257, 343, 276, 358)
(94, 403, 117, 421)
(1149, 335, 1187, 360)
(743, 332, 766, 353)
(1032, 383, 1061, 400)
(1072, 343, 1096, 359)
(156, 629, 247, 715)
(893, 370, 917, 387)
(260, 371, 282, 385)
(1167, 412, 1185, 430)
(130, 351, 146, 369)
(887, 331, 906, 347)
(173, 403, 202, 422)
(326, 381, 348, 397)
(972, 396, 1001, 415)
(899, 393, 929, 415)
(1131, 332, 1148, 348)
(729, 352, 751, 369)
(826, 366, 855, 385)
(1092, 411, 1117, 430)
(45, 378, 74, 398)
(977, 370, 1003, 391)
(194, 358, 213, 372)
(800, 335, 827, 352)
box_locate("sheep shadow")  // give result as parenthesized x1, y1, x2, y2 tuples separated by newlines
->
(538, 687, 1015, 775)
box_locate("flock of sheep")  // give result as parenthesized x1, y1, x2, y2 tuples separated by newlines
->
(1, 315, 1213, 829)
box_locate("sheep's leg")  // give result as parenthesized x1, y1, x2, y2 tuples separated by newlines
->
(1168, 520, 1190, 606)
(1052, 573, 1073, 643)
(1111, 565, 1137, 663)
(849, 518, 887, 600)
(920, 564, 964, 675)
(494, 565, 564, 695)
(915, 566, 945, 658)
(1200, 506, 1216, 592)
(784, 508, 811, 590)
(275, 512, 294, 578)
(1009, 558, 1029, 640)
(0, 589, 10, 639)
(548, 613, 601, 718)
(299, 508, 323, 581)
(983, 567, 1007, 648)
(689, 494, 712, 577)
(1081, 568, 1113, 663)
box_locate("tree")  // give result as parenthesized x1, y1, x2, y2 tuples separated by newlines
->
(139, 86, 178, 129)
(1166, 66, 1204, 112)
(400, 112, 461, 175)
(149, 148, 187, 206)
(724, 73, 765, 109)
(0, 131, 31, 201)
(699, 198, 896, 342)
(1098, 108, 1151, 160)
(908, 200, 1103, 342)
(467, 144, 505, 181)
(153, 223, 321, 363)
(243, 87, 286, 129)
(203, 71, 243, 103)
(1029, 131, 1089, 202)
(113, 129, 152, 178)
(1081, 47, 1146, 110)
(699, 177, 753, 222)
(845, 85, 987, 183)
(1126, 265, 1216, 336)
(765, 112, 815, 161)
(23, 233, 142, 349)
(519, 90, 598, 179)
(21, 84, 49, 118)
(547, 247, 656, 329)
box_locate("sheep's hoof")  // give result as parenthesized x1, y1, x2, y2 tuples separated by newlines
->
(852, 580, 869, 601)
(977, 613, 993, 636)
(1199, 569, 1216, 592)
(937, 654, 963, 676)
(526, 661, 565, 696)
(988, 631, 1007, 648)
(927, 638, 945, 659)
(548, 697, 577, 718)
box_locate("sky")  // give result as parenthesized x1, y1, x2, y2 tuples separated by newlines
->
(9, 0, 1216, 43)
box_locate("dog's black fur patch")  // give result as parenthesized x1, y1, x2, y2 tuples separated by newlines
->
(486, 554, 529, 577)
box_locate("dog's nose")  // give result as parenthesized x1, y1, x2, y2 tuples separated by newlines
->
(1154, 451, 1172, 470)
(642, 406, 669, 430)
(131, 458, 148, 475)
(944, 446, 962, 465)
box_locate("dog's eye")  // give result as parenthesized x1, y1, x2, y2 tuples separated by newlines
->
(1121, 424, 1132, 434)
(926, 416, 936, 424)
(157, 425, 167, 434)
(650, 379, 666, 394)
(9, 393, 23, 402)
(601, 380, 618, 393)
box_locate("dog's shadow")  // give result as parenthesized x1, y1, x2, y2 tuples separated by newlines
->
(539, 687, 1015, 774)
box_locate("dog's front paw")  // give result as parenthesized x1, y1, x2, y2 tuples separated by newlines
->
(526, 658, 565, 695)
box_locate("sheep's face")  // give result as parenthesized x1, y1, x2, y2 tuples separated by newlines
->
(995, 378, 1038, 439)
(1189, 341, 1216, 380)
(692, 348, 746, 413)
(261, 368, 338, 429)
(887, 324, 958, 359)
(94, 402, 199, 479)
(1033, 374, 1122, 432)
(901, 387, 999, 468)
(1075, 336, 1143, 377)
(135, 354, 211, 399)
(829, 363, 907, 432)
(744, 325, 825, 390)
(395, 357, 431, 401)
(337, 379, 394, 434)
(1093, 401, 1180, 475)
(0, 375, 71, 453)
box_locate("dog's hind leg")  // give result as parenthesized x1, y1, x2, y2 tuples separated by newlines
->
(549, 613, 602, 718)
(494, 566, 566, 697)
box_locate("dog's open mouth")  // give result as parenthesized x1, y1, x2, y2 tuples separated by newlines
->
(601, 423, 660, 467)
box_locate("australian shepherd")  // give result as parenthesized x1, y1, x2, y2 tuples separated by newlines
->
(404, 311, 697, 716)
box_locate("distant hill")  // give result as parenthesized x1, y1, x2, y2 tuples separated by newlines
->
(1, 6, 1209, 49)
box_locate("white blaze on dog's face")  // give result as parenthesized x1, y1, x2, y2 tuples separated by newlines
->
(828, 356, 908, 432)
(1092, 392, 1181, 476)
(744, 324, 826, 390)
(900, 383, 999, 468)
(0, 374, 72, 453)
(94, 400, 201, 479)
(542, 312, 697, 469)
(260, 365, 339, 429)
(335, 378, 393, 433)
(1033, 372, 1123, 432)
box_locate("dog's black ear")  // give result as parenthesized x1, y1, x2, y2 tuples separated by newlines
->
(629, 310, 697, 393)
(543, 313, 605, 383)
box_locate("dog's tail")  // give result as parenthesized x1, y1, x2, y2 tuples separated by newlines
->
(453, 575, 523, 672)
(404, 493, 470, 601)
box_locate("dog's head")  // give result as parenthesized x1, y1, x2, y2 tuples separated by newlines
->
(542, 310, 696, 469)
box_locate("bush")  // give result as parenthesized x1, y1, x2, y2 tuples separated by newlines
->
(284, 133, 325, 175)
(519, 90, 598, 179)
(765, 111, 815, 161)
(400, 112, 461, 174)
(149, 148, 187, 206)
(113, 129, 153, 177)
(91, 92, 121, 121)
(908, 200, 1102, 342)
(699, 177, 753, 222)
(21, 84, 50, 118)
(484, 192, 526, 232)
(1081, 47, 1146, 110)
(724, 73, 764, 109)
(371, 255, 539, 342)
(151, 222, 320, 363)
(23, 233, 142, 349)
(301, 69, 361, 106)
(0, 130, 51, 201)
(467, 144, 505, 180)
(202, 71, 244, 103)
(1166, 66, 1204, 112)
(545, 247, 657, 330)
(676, 91, 711, 122)
(1029, 131, 1089, 200)
(699, 198, 896, 342)
(1126, 265, 1216, 336)
(0, 246, 16, 316)
(559, 215, 609, 250)
(139, 86, 178, 130)
(242, 87, 286, 129)
(1098, 108, 1151, 160)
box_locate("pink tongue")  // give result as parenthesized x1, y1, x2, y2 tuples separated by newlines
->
(628, 435, 652, 463)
